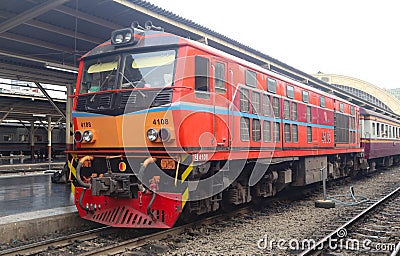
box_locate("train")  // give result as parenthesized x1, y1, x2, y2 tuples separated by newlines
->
(67, 22, 400, 229)
(0, 123, 65, 157)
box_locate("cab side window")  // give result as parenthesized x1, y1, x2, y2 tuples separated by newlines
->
(195, 56, 209, 92)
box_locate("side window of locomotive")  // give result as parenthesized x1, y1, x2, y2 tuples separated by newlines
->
(284, 100, 290, 119)
(195, 56, 209, 93)
(263, 94, 271, 116)
(252, 91, 261, 114)
(286, 84, 294, 99)
(291, 102, 297, 121)
(214, 62, 226, 93)
(246, 70, 257, 87)
(263, 121, 272, 142)
(292, 124, 298, 143)
(240, 88, 250, 112)
(267, 78, 277, 93)
(240, 117, 250, 141)
(272, 97, 280, 117)
(252, 119, 261, 142)
(320, 96, 326, 108)
(307, 126, 312, 143)
(284, 123, 291, 142)
(274, 122, 280, 142)
(306, 106, 312, 123)
(350, 106, 355, 116)
(339, 103, 344, 112)
(302, 90, 309, 103)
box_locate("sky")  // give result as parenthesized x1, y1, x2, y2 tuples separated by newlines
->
(146, 0, 400, 89)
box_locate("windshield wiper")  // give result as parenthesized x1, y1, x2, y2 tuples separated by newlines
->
(99, 68, 116, 90)
(119, 71, 146, 97)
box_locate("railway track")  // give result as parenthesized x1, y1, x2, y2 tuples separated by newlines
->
(0, 207, 251, 255)
(299, 185, 400, 256)
(0, 226, 112, 256)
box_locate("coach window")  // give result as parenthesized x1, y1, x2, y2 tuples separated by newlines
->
(263, 94, 271, 116)
(20, 134, 28, 142)
(339, 103, 344, 113)
(307, 126, 312, 143)
(306, 106, 312, 123)
(272, 97, 280, 117)
(35, 135, 42, 142)
(292, 124, 298, 143)
(302, 90, 309, 103)
(376, 123, 381, 137)
(284, 124, 291, 142)
(240, 117, 250, 141)
(214, 62, 226, 93)
(372, 123, 376, 136)
(274, 122, 280, 142)
(3, 134, 13, 141)
(284, 100, 290, 119)
(195, 56, 209, 93)
(240, 88, 250, 112)
(291, 102, 297, 121)
(263, 121, 271, 142)
(252, 119, 261, 141)
(246, 70, 257, 87)
(320, 96, 326, 108)
(267, 78, 277, 93)
(252, 91, 261, 114)
(286, 84, 294, 99)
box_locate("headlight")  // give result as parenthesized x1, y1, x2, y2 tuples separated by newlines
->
(111, 28, 139, 46)
(147, 129, 158, 142)
(74, 130, 83, 142)
(159, 128, 171, 142)
(82, 130, 94, 142)
(114, 33, 124, 44)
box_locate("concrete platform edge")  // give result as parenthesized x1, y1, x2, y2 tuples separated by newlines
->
(0, 206, 91, 243)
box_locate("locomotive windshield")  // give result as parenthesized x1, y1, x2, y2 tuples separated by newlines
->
(79, 55, 120, 93)
(79, 49, 176, 94)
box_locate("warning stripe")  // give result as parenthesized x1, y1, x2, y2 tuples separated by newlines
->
(68, 159, 76, 194)
(181, 162, 193, 183)
(182, 187, 189, 208)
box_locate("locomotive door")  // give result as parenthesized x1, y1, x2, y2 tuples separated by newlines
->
(212, 59, 230, 148)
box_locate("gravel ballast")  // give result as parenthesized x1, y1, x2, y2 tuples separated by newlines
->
(148, 168, 400, 255)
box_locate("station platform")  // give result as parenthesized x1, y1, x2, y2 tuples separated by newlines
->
(0, 173, 74, 217)
(0, 173, 93, 243)
(0, 158, 65, 173)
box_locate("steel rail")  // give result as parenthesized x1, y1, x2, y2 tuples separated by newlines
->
(78, 207, 251, 256)
(0, 226, 111, 256)
(299, 186, 400, 256)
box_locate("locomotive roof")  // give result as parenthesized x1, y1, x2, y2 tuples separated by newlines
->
(82, 28, 357, 107)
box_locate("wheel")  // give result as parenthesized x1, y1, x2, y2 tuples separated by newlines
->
(315, 199, 335, 209)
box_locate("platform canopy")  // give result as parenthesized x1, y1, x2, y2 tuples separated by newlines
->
(0, 0, 398, 120)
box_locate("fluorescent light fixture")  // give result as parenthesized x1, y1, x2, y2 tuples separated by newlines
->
(45, 63, 78, 74)
(32, 114, 46, 117)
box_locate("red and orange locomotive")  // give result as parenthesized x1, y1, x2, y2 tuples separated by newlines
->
(68, 23, 365, 228)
